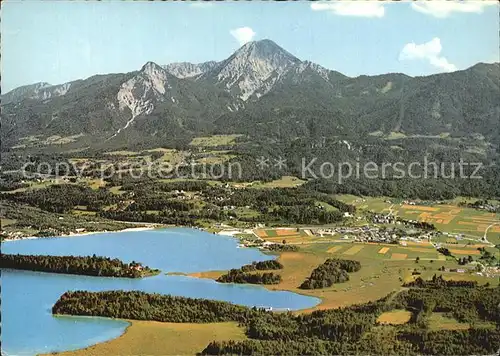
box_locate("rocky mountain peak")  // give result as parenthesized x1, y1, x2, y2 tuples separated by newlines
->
(139, 61, 170, 95)
(2, 81, 71, 104)
(209, 39, 301, 100)
(237, 39, 299, 64)
(163, 61, 218, 78)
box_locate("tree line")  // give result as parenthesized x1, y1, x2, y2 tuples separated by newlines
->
(403, 275, 477, 288)
(217, 270, 282, 285)
(240, 260, 283, 272)
(264, 244, 299, 252)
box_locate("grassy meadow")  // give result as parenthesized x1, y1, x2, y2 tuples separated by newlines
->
(45, 321, 246, 356)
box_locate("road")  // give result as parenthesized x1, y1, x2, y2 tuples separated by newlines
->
(483, 222, 499, 245)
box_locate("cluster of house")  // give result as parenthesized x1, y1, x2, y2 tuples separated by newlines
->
(129, 263, 144, 271)
(314, 226, 406, 244)
(2, 227, 95, 241)
(477, 266, 500, 277)
(371, 213, 423, 226)
(371, 214, 397, 224)
(401, 200, 416, 205)
(443, 268, 466, 273)
(441, 232, 466, 241)
(172, 190, 202, 200)
(473, 203, 500, 213)
(1, 231, 26, 240)
(312, 225, 435, 245)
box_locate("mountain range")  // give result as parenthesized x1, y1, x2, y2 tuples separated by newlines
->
(2, 39, 499, 150)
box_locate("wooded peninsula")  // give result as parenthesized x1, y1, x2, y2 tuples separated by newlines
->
(0, 253, 160, 278)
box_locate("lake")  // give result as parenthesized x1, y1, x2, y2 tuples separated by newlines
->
(1, 228, 320, 355)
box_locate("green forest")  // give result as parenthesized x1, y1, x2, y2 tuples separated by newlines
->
(403, 275, 478, 288)
(216, 270, 282, 285)
(0, 254, 159, 278)
(2, 182, 352, 229)
(215, 260, 283, 285)
(299, 258, 362, 289)
(240, 260, 283, 272)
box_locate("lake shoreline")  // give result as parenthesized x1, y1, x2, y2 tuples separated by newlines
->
(37, 316, 133, 356)
(1, 223, 252, 243)
(1, 226, 161, 243)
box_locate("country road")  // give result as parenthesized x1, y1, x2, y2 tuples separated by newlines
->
(483, 222, 499, 245)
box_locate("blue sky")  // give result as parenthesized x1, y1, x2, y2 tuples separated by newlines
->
(2, 1, 499, 92)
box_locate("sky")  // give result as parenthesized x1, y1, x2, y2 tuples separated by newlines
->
(2, 0, 499, 92)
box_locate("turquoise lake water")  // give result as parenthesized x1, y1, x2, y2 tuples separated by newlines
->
(1, 228, 320, 356)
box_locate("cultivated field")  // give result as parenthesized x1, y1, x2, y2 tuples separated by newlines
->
(255, 228, 318, 244)
(250, 176, 305, 188)
(190, 134, 243, 147)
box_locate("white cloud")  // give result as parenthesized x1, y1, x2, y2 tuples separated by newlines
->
(411, 1, 497, 18)
(399, 37, 457, 72)
(230, 27, 256, 46)
(189, 2, 213, 9)
(310, 1, 385, 18)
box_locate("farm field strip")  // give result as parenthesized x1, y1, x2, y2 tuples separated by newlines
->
(402, 247, 437, 253)
(448, 249, 481, 255)
(401, 241, 432, 246)
(343, 245, 365, 255)
(327, 246, 344, 254)
(390, 253, 408, 260)
(378, 247, 390, 254)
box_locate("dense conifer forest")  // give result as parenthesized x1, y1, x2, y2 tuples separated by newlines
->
(299, 258, 362, 289)
(216, 270, 282, 285)
(215, 260, 284, 285)
(0, 254, 159, 278)
(403, 274, 478, 288)
(240, 260, 283, 272)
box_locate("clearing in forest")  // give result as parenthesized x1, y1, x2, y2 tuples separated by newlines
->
(377, 310, 412, 325)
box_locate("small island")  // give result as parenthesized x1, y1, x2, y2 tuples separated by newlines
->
(0, 253, 160, 278)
